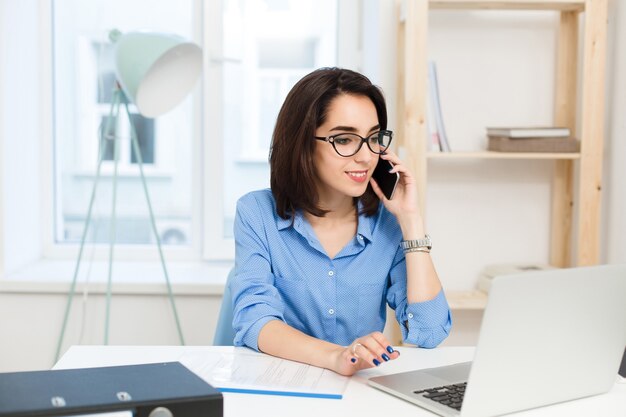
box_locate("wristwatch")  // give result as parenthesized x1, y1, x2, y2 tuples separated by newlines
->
(400, 235, 432, 251)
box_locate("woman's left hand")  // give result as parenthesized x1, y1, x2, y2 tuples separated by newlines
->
(370, 150, 421, 223)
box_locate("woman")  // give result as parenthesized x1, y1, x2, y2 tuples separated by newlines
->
(231, 67, 451, 376)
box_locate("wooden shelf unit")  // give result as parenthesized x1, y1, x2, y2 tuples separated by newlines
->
(447, 290, 489, 310)
(428, 0, 585, 12)
(427, 151, 581, 160)
(395, 0, 608, 309)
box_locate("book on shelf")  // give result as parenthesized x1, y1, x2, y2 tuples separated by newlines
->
(488, 136, 580, 153)
(486, 126, 570, 138)
(426, 92, 440, 152)
(428, 61, 450, 152)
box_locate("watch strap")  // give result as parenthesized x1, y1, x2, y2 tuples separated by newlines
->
(400, 235, 432, 251)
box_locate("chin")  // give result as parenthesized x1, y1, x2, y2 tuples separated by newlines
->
(346, 184, 369, 198)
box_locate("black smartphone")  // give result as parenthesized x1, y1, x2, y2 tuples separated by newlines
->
(372, 158, 400, 200)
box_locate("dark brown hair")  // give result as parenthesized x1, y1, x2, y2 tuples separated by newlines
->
(269, 67, 388, 220)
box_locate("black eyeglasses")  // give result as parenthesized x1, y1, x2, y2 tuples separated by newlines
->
(314, 130, 393, 157)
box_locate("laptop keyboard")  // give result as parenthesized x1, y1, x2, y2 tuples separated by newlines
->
(413, 382, 466, 411)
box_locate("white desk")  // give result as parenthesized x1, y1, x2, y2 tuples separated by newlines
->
(55, 346, 626, 417)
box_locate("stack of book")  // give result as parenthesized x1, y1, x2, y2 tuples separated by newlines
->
(486, 127, 580, 153)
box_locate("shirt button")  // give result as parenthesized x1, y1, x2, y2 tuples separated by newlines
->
(408, 313, 414, 319)
(328, 271, 334, 276)
(357, 234, 363, 240)
(328, 309, 335, 315)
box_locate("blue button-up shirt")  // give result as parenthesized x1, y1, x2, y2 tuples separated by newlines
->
(231, 189, 451, 351)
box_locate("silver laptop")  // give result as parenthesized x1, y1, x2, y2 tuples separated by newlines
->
(369, 264, 626, 417)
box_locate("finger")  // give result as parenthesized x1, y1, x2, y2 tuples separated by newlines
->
(379, 149, 401, 163)
(369, 332, 400, 360)
(352, 342, 380, 367)
(347, 350, 359, 366)
(383, 160, 409, 176)
(388, 164, 406, 175)
(360, 334, 392, 365)
(366, 332, 396, 363)
(378, 153, 413, 178)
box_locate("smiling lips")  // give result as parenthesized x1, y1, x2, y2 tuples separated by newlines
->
(346, 170, 369, 183)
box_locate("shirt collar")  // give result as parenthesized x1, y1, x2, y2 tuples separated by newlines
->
(276, 209, 309, 238)
(275, 201, 377, 243)
(276, 213, 293, 231)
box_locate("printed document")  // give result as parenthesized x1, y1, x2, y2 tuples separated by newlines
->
(179, 349, 349, 399)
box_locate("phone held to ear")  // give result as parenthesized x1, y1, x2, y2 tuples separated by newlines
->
(372, 158, 400, 200)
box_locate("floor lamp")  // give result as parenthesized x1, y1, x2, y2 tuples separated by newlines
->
(55, 29, 202, 362)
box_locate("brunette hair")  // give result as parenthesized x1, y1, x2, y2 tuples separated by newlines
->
(269, 67, 388, 220)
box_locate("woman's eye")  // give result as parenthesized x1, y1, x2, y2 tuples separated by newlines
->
(333, 137, 352, 145)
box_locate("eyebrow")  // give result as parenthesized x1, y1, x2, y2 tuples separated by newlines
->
(329, 124, 380, 134)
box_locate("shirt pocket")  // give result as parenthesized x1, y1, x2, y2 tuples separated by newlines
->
(357, 283, 386, 336)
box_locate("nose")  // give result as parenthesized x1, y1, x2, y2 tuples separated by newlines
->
(354, 140, 373, 164)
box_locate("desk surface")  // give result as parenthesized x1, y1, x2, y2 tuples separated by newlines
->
(55, 345, 626, 417)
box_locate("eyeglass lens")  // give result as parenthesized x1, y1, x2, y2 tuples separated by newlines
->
(332, 132, 391, 156)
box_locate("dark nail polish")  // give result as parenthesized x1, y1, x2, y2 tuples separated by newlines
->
(373, 359, 381, 366)
(386, 346, 394, 354)
(382, 354, 390, 361)
(351, 357, 357, 363)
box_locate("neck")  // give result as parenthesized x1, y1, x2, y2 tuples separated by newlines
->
(306, 195, 357, 225)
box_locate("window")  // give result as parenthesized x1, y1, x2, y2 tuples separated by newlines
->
(42, 0, 353, 264)
(51, 0, 197, 252)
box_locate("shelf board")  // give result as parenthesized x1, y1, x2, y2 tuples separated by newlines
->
(427, 151, 580, 160)
(429, 0, 585, 11)
(447, 290, 488, 310)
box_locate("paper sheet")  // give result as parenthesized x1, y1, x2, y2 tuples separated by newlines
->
(179, 350, 349, 399)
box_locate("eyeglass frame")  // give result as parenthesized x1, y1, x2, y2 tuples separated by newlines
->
(314, 130, 393, 157)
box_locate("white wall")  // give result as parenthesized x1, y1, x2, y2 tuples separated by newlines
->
(0, 0, 42, 276)
(0, 286, 223, 372)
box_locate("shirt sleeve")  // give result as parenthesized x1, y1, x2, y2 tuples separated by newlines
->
(230, 194, 285, 351)
(386, 247, 452, 348)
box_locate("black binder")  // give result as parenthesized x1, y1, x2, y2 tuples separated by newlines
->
(0, 362, 223, 416)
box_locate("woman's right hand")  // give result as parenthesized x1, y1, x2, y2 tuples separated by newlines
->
(330, 331, 401, 376)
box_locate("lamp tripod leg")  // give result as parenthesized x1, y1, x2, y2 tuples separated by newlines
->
(54, 89, 122, 363)
(104, 90, 122, 345)
(122, 99, 186, 345)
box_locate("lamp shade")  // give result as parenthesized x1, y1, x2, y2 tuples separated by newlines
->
(110, 30, 202, 118)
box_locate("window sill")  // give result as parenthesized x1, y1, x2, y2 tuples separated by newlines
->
(0, 259, 233, 296)
(71, 169, 175, 180)
(234, 154, 269, 164)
